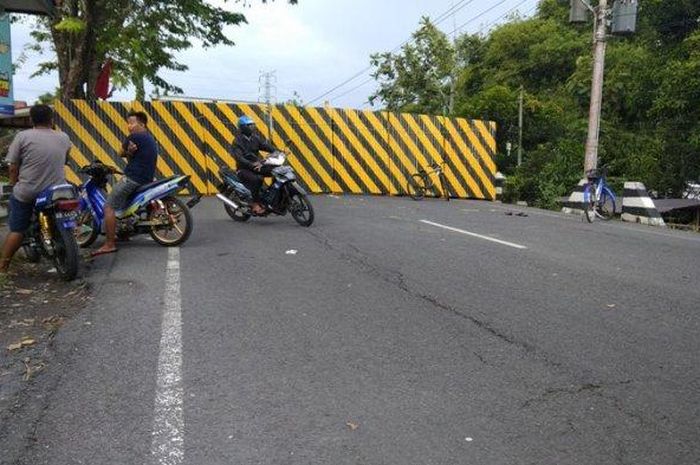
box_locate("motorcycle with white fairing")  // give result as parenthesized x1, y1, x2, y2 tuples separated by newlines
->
(216, 151, 314, 227)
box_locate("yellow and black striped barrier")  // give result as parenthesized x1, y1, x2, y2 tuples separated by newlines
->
(54, 100, 497, 199)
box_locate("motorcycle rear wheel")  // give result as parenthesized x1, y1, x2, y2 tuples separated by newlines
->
(149, 197, 193, 246)
(22, 244, 41, 263)
(53, 227, 79, 281)
(224, 202, 252, 222)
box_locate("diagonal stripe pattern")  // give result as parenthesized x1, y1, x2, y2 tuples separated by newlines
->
(54, 101, 497, 199)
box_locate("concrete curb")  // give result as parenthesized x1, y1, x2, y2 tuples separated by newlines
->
(495, 172, 505, 202)
(0, 183, 9, 221)
(561, 179, 587, 215)
(621, 182, 666, 227)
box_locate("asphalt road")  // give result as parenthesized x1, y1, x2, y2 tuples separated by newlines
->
(2, 196, 699, 465)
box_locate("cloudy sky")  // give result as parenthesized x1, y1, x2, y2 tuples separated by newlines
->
(11, 0, 539, 109)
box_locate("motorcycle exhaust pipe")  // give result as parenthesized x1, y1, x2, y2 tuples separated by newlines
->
(216, 193, 239, 210)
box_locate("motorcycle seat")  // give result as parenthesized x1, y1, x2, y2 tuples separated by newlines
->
(131, 176, 182, 196)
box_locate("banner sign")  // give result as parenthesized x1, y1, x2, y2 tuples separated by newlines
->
(0, 13, 14, 116)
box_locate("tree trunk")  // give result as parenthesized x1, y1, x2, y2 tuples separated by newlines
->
(83, 0, 104, 100)
(52, 0, 104, 101)
(134, 75, 146, 101)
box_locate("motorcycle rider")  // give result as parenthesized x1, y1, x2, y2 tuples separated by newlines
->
(1, 104, 72, 274)
(232, 115, 279, 215)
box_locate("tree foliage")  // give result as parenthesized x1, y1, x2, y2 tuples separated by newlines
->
(370, 18, 457, 114)
(25, 0, 296, 100)
(369, 0, 700, 205)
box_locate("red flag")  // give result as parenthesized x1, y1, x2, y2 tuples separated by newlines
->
(94, 59, 112, 100)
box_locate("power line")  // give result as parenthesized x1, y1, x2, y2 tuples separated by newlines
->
(453, 0, 510, 35)
(328, 77, 376, 102)
(306, 68, 373, 106)
(432, 0, 473, 24)
(337, 0, 534, 107)
(469, 0, 535, 35)
(308, 0, 535, 106)
(306, 0, 479, 105)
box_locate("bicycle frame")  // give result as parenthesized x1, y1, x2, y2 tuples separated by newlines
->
(584, 176, 616, 204)
(420, 163, 447, 190)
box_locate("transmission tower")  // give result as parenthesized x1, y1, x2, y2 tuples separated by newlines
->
(259, 70, 277, 138)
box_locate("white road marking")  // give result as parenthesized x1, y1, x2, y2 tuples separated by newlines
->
(151, 247, 184, 465)
(420, 220, 528, 250)
(484, 203, 700, 241)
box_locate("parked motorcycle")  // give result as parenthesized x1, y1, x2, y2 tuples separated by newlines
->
(21, 183, 82, 281)
(73, 163, 201, 248)
(216, 151, 314, 227)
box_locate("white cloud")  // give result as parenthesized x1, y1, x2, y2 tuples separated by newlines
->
(10, 0, 540, 108)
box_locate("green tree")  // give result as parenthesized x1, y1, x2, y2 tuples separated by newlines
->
(36, 90, 59, 104)
(369, 0, 700, 205)
(369, 17, 456, 114)
(26, 0, 297, 100)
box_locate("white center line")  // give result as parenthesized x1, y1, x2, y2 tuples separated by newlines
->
(151, 247, 184, 465)
(420, 219, 528, 250)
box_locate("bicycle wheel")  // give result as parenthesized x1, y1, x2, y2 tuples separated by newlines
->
(597, 191, 616, 220)
(583, 183, 596, 223)
(407, 174, 427, 200)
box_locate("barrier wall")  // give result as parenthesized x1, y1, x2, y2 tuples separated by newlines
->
(55, 100, 497, 199)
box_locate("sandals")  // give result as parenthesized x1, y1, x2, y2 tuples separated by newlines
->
(90, 248, 118, 257)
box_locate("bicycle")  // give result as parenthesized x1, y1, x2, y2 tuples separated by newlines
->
(407, 162, 451, 201)
(583, 166, 616, 223)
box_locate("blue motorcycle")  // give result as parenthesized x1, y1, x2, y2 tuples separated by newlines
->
(73, 163, 200, 248)
(21, 183, 82, 281)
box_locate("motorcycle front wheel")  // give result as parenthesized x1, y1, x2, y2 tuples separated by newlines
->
(53, 226, 79, 281)
(75, 209, 99, 247)
(290, 193, 314, 227)
(149, 196, 193, 246)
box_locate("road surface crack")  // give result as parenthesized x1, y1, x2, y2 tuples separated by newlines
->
(306, 229, 560, 369)
(520, 380, 645, 426)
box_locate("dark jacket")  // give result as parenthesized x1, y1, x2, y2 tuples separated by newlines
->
(232, 129, 277, 170)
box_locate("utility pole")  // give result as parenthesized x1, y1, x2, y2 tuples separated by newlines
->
(582, 0, 609, 174)
(259, 70, 277, 139)
(518, 86, 524, 167)
(569, 0, 638, 175)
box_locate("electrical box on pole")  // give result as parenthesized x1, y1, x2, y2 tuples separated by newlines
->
(611, 0, 638, 35)
(569, 0, 590, 23)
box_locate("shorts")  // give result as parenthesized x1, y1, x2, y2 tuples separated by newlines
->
(8, 195, 34, 233)
(106, 177, 141, 210)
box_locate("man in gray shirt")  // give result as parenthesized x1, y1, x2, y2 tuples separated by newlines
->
(1, 104, 72, 273)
